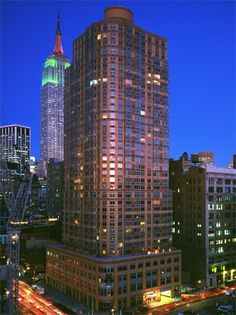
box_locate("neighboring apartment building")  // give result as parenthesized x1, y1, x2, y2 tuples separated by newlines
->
(46, 6, 181, 312)
(40, 14, 70, 177)
(170, 153, 236, 288)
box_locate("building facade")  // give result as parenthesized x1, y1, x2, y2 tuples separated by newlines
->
(0, 124, 31, 223)
(47, 7, 181, 311)
(47, 159, 64, 217)
(0, 125, 30, 176)
(0, 124, 30, 314)
(40, 14, 70, 177)
(170, 153, 236, 288)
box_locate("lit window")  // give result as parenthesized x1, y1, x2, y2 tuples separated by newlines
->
(90, 79, 98, 86)
(125, 79, 132, 85)
(97, 34, 101, 40)
(154, 74, 161, 79)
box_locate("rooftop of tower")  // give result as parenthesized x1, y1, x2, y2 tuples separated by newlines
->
(104, 6, 133, 22)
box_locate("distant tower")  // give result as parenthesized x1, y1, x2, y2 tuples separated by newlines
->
(40, 13, 70, 177)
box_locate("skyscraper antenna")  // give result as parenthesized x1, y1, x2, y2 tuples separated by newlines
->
(56, 11, 61, 35)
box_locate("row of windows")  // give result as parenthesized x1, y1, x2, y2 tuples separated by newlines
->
(209, 186, 236, 193)
(209, 178, 236, 185)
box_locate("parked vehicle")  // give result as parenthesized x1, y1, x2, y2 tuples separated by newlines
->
(225, 289, 235, 296)
(35, 286, 45, 295)
(32, 284, 45, 295)
(216, 304, 234, 313)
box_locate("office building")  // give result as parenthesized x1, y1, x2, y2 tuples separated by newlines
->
(0, 124, 30, 221)
(0, 124, 30, 176)
(0, 124, 30, 314)
(40, 14, 70, 177)
(170, 153, 236, 288)
(47, 7, 181, 311)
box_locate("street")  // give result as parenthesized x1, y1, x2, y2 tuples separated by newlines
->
(165, 293, 236, 314)
(146, 288, 236, 315)
(19, 280, 68, 315)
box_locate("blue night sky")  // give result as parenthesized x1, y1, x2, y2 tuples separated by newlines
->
(1, 0, 235, 167)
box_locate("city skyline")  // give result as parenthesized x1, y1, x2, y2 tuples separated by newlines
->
(1, 1, 235, 167)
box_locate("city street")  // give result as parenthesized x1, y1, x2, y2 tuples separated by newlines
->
(19, 280, 236, 315)
(19, 280, 68, 315)
(165, 293, 236, 315)
(146, 288, 236, 315)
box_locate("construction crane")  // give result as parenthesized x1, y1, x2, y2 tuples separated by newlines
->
(0, 154, 33, 314)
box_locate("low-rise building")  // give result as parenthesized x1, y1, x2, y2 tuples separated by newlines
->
(170, 153, 236, 288)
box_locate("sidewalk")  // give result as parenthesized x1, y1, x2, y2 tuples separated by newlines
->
(39, 281, 129, 315)
(148, 295, 180, 309)
(39, 281, 180, 315)
(40, 282, 91, 314)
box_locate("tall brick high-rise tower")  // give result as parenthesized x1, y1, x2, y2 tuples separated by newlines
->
(47, 7, 181, 312)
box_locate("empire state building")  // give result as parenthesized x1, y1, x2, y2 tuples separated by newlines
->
(40, 13, 70, 177)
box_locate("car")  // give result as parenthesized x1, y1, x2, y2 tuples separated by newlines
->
(225, 289, 235, 296)
(217, 304, 234, 313)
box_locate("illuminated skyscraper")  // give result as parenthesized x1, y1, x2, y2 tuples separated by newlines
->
(47, 7, 181, 311)
(40, 14, 70, 177)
